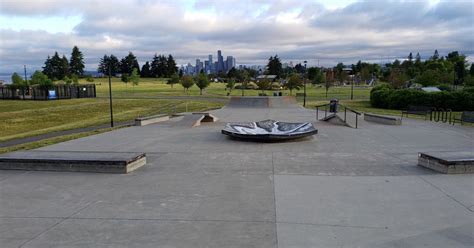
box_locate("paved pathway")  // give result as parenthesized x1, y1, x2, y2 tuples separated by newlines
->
(0, 97, 473, 247)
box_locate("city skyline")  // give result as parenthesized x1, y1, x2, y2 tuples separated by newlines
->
(0, 0, 473, 73)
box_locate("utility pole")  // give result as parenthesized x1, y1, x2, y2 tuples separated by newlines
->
(108, 64, 114, 127)
(23, 65, 27, 83)
(303, 60, 307, 107)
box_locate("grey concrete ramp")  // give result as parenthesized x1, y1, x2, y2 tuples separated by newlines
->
(0, 151, 146, 173)
(225, 96, 299, 109)
(172, 114, 205, 128)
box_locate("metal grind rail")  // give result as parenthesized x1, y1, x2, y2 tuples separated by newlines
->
(431, 108, 453, 124)
(315, 103, 362, 128)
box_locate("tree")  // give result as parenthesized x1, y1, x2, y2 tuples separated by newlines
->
(227, 67, 238, 78)
(130, 68, 140, 87)
(141, 61, 151, 77)
(307, 67, 320, 81)
(324, 79, 332, 98)
(226, 78, 236, 94)
(85, 75, 94, 82)
(470, 63, 474, 76)
(167, 73, 180, 88)
(11, 72, 25, 86)
(256, 78, 272, 94)
(180, 75, 194, 94)
(121, 73, 130, 87)
(195, 73, 210, 95)
(166, 55, 177, 77)
(431, 49, 439, 60)
(71, 74, 79, 85)
(63, 76, 72, 84)
(151, 54, 168, 77)
(360, 67, 371, 84)
(266, 55, 283, 78)
(98, 54, 120, 76)
(286, 73, 303, 95)
(43, 52, 64, 80)
(69, 46, 84, 76)
(236, 69, 249, 96)
(31, 71, 53, 88)
(120, 52, 140, 75)
(389, 70, 408, 89)
(61, 55, 69, 79)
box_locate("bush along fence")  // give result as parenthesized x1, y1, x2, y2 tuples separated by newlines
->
(0, 84, 96, 100)
(370, 85, 474, 111)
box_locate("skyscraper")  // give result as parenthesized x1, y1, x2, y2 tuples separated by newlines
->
(217, 50, 225, 73)
(208, 54, 213, 73)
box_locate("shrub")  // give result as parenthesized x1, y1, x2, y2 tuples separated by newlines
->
(370, 87, 474, 111)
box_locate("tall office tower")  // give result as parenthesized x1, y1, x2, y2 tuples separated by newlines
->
(208, 55, 213, 73)
(195, 59, 204, 74)
(204, 60, 210, 74)
(217, 50, 225, 73)
(226, 56, 235, 72)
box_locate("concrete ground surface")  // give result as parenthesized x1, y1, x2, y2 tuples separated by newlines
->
(1, 97, 473, 247)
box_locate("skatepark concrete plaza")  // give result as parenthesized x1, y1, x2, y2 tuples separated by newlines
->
(0, 96, 473, 247)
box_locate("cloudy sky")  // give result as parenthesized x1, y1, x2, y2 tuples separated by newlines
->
(0, 0, 473, 73)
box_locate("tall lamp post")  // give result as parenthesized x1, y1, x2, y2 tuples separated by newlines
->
(108, 63, 114, 127)
(303, 60, 307, 107)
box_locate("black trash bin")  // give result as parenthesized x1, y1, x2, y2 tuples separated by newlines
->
(278, 92, 282, 96)
(329, 99, 339, 112)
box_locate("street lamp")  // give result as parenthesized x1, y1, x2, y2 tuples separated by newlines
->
(303, 60, 307, 107)
(108, 62, 114, 127)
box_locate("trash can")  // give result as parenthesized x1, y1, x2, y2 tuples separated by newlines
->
(278, 92, 282, 96)
(329, 99, 339, 112)
(273, 92, 278, 96)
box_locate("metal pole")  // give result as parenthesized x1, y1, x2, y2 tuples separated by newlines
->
(303, 61, 307, 107)
(108, 64, 114, 127)
(351, 77, 354, 100)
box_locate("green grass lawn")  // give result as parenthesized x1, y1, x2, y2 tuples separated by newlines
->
(90, 77, 371, 100)
(0, 98, 223, 142)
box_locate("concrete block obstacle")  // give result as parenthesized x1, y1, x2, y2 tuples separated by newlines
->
(418, 151, 474, 174)
(364, 113, 402, 125)
(135, 114, 169, 126)
(172, 113, 218, 128)
(0, 151, 146, 173)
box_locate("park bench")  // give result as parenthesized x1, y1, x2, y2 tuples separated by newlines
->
(401, 105, 433, 120)
(452, 111, 474, 125)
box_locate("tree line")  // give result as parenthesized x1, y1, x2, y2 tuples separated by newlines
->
(97, 53, 178, 78)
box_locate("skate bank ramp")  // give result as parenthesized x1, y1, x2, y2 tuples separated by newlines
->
(225, 96, 299, 108)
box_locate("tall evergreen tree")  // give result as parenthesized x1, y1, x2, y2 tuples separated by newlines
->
(470, 63, 474, 76)
(42, 56, 53, 79)
(141, 61, 151, 77)
(431, 49, 439, 60)
(69, 46, 85, 76)
(166, 54, 177, 77)
(61, 55, 70, 79)
(120, 52, 140, 75)
(266, 55, 283, 78)
(98, 54, 120, 76)
(408, 52, 413, 62)
(43, 52, 64, 80)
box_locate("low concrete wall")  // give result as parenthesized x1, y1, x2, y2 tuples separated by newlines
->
(364, 113, 401, 125)
(135, 114, 169, 126)
(0, 151, 147, 174)
(418, 152, 473, 174)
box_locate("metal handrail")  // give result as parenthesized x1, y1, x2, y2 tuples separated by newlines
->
(315, 103, 362, 128)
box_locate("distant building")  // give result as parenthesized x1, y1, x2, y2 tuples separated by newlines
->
(217, 50, 225, 73)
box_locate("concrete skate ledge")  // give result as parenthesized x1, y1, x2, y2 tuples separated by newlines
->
(135, 114, 169, 126)
(418, 151, 474, 174)
(364, 113, 401, 125)
(0, 151, 146, 173)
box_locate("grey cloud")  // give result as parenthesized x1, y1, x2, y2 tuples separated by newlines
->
(0, 0, 473, 73)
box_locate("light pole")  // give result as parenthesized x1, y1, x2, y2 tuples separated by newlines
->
(351, 74, 354, 100)
(108, 63, 114, 127)
(303, 61, 307, 107)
